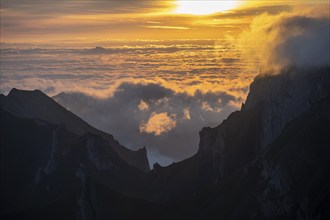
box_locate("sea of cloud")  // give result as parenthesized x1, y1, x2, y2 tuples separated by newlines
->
(1, 40, 255, 166)
(4, 4, 328, 166)
(53, 82, 240, 165)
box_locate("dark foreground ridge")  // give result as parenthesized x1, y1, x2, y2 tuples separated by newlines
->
(1, 67, 330, 219)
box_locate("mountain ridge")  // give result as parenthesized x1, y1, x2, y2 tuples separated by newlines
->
(1, 66, 329, 219)
(0, 88, 150, 171)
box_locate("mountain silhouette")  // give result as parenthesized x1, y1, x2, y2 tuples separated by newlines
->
(1, 67, 329, 219)
(0, 89, 149, 172)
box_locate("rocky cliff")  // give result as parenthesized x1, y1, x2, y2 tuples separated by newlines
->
(198, 67, 330, 180)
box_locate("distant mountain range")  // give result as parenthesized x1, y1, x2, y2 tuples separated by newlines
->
(1, 67, 329, 219)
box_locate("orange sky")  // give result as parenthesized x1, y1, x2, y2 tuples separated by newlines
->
(1, 0, 328, 43)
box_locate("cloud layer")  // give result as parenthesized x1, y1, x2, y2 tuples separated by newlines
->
(54, 82, 239, 166)
(4, 1, 322, 42)
(2, 4, 329, 167)
(0, 41, 253, 100)
(0, 40, 253, 166)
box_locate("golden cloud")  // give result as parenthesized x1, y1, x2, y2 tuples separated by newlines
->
(138, 99, 149, 111)
(140, 112, 177, 136)
(239, 6, 330, 73)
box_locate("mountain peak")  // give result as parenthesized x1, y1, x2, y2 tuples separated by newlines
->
(197, 67, 330, 181)
(8, 88, 45, 97)
(1, 89, 150, 171)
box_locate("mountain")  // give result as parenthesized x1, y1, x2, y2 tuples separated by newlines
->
(145, 67, 330, 203)
(0, 107, 152, 215)
(0, 89, 149, 172)
(199, 67, 330, 181)
(1, 67, 329, 219)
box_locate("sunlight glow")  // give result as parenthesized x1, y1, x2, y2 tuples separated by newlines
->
(174, 0, 241, 15)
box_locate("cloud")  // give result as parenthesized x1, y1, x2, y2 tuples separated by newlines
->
(3, 1, 328, 42)
(182, 108, 191, 120)
(53, 82, 239, 166)
(0, 40, 253, 102)
(1, 0, 176, 41)
(147, 150, 175, 167)
(1, 0, 169, 15)
(142, 25, 191, 30)
(1, 40, 252, 166)
(239, 6, 330, 72)
(140, 112, 177, 136)
(138, 99, 149, 111)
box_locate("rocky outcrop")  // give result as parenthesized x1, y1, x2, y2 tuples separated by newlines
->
(198, 67, 330, 181)
(0, 107, 150, 216)
(198, 103, 263, 179)
(142, 67, 330, 205)
(256, 94, 330, 219)
(243, 67, 330, 149)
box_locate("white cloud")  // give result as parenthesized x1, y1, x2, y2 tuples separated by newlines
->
(239, 6, 330, 73)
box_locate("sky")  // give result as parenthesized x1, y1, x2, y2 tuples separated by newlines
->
(1, 0, 329, 166)
(1, 0, 327, 43)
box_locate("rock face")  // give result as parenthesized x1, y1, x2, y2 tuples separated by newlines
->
(193, 67, 330, 219)
(0, 108, 149, 215)
(1, 67, 329, 219)
(145, 67, 330, 218)
(0, 89, 150, 172)
(257, 96, 330, 219)
(243, 67, 330, 149)
(198, 67, 330, 180)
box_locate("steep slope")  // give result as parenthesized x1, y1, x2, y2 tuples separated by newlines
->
(0, 108, 149, 216)
(243, 67, 330, 148)
(143, 102, 263, 202)
(3, 95, 328, 220)
(255, 94, 330, 219)
(146, 67, 330, 202)
(143, 68, 330, 219)
(197, 94, 330, 220)
(0, 89, 149, 171)
(1, 67, 329, 219)
(198, 67, 330, 181)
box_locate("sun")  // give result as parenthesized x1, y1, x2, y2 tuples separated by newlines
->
(174, 0, 241, 15)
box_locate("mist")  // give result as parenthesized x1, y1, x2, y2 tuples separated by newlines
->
(239, 6, 330, 73)
(54, 82, 239, 166)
